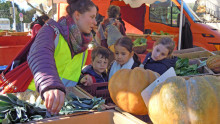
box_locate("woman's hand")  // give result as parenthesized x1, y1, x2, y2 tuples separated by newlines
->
(80, 75, 93, 86)
(43, 89, 65, 115)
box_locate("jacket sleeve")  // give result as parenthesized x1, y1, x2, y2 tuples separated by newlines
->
(27, 25, 66, 99)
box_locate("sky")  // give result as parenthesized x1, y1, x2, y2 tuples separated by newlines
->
(13, 0, 35, 11)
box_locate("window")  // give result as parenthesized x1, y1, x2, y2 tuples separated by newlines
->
(149, 0, 180, 27)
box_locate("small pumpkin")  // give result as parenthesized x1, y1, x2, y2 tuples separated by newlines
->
(148, 75, 220, 124)
(108, 67, 159, 115)
(206, 55, 220, 73)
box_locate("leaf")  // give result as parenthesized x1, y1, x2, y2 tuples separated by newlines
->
(6, 94, 18, 104)
(0, 95, 15, 105)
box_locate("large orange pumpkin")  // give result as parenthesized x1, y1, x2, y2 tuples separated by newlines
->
(206, 55, 220, 73)
(108, 67, 159, 115)
(148, 75, 220, 124)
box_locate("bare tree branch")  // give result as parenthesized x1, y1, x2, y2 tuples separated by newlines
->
(27, 2, 45, 15)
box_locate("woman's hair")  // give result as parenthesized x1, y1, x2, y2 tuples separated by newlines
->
(66, 0, 96, 16)
(154, 37, 175, 55)
(91, 46, 110, 61)
(115, 36, 141, 65)
(30, 14, 49, 29)
(107, 5, 120, 18)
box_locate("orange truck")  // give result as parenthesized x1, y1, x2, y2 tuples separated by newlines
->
(57, 0, 220, 51)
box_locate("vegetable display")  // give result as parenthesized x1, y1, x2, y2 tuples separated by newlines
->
(0, 93, 104, 123)
(175, 58, 199, 76)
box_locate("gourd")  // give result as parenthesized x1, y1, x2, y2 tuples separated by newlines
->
(206, 55, 220, 73)
(148, 75, 220, 124)
(108, 67, 159, 115)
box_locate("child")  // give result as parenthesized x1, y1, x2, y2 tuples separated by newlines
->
(141, 37, 178, 75)
(109, 36, 141, 79)
(80, 46, 110, 86)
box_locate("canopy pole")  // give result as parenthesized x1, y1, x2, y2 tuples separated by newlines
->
(12, 0, 16, 31)
(178, 0, 183, 50)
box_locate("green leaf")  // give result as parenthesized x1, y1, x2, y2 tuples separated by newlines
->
(6, 94, 18, 104)
(0, 95, 14, 105)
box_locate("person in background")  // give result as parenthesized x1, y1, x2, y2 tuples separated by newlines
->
(30, 14, 49, 38)
(108, 36, 141, 79)
(141, 37, 178, 75)
(80, 46, 110, 86)
(96, 5, 126, 48)
(27, 0, 97, 115)
(91, 5, 105, 47)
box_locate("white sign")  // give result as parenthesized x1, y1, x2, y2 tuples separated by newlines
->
(20, 17, 23, 22)
(141, 67, 176, 107)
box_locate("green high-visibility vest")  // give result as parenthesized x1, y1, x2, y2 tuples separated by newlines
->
(28, 34, 87, 91)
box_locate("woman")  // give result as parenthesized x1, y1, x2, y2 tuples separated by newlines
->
(30, 14, 49, 38)
(96, 5, 126, 48)
(27, 0, 97, 115)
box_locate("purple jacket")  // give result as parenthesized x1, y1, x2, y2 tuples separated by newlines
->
(27, 19, 70, 98)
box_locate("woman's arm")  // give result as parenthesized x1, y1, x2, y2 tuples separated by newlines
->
(27, 25, 66, 99)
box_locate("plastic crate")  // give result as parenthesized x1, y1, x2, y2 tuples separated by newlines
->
(173, 47, 207, 54)
(78, 82, 113, 104)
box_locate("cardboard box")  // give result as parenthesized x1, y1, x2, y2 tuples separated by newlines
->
(27, 110, 146, 124)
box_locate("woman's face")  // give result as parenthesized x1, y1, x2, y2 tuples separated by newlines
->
(75, 6, 97, 34)
(151, 44, 169, 61)
(114, 45, 133, 66)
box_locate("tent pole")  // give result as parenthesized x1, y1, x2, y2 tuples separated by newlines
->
(178, 0, 183, 50)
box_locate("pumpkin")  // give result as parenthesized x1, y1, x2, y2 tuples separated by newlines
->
(148, 75, 220, 124)
(206, 55, 220, 73)
(108, 67, 159, 115)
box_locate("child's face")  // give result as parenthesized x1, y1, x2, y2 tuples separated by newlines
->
(114, 45, 134, 66)
(92, 54, 109, 75)
(151, 44, 169, 61)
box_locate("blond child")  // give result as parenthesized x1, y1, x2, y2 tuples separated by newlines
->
(141, 37, 178, 75)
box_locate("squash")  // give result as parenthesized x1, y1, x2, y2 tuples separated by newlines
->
(108, 67, 159, 115)
(148, 75, 220, 124)
(206, 55, 220, 73)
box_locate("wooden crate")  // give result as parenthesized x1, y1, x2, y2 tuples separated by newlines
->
(126, 33, 149, 41)
(150, 34, 175, 41)
(0, 31, 7, 36)
(173, 51, 215, 59)
(8, 32, 29, 36)
(173, 47, 207, 54)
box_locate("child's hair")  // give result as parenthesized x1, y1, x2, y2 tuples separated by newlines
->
(91, 46, 110, 61)
(115, 36, 141, 65)
(154, 37, 175, 55)
(108, 5, 120, 18)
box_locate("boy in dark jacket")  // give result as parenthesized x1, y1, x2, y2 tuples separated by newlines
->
(80, 46, 110, 86)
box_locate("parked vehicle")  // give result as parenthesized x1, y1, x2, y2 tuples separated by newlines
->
(0, 18, 10, 30)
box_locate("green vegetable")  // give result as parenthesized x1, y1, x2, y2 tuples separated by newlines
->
(0, 93, 105, 123)
(133, 38, 147, 47)
(175, 58, 200, 76)
(152, 31, 159, 35)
